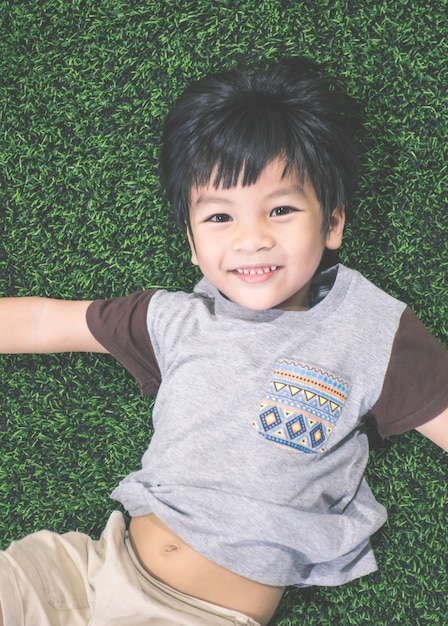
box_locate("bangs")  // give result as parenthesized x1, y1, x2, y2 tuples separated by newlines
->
(190, 100, 307, 191)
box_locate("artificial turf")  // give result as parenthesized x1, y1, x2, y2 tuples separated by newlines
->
(0, 1, 447, 624)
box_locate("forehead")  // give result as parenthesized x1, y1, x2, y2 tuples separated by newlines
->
(190, 159, 318, 207)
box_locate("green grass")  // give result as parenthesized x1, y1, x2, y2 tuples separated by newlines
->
(0, 1, 447, 624)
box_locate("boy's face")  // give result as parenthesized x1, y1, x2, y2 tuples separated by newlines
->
(187, 159, 345, 311)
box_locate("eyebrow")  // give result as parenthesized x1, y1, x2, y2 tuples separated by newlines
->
(194, 185, 307, 207)
(266, 185, 307, 200)
(194, 195, 233, 207)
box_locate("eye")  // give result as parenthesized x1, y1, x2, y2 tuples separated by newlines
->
(207, 213, 232, 223)
(270, 206, 297, 217)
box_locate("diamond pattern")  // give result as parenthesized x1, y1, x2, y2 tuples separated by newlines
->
(254, 361, 350, 453)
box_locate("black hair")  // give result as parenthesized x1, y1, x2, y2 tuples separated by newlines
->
(160, 57, 362, 234)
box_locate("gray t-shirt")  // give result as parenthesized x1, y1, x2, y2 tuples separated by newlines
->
(87, 265, 448, 587)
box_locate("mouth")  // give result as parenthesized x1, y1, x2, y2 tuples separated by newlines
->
(234, 265, 278, 276)
(230, 265, 280, 284)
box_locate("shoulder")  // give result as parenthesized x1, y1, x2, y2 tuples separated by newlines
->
(150, 278, 216, 317)
(339, 265, 400, 302)
(333, 265, 406, 327)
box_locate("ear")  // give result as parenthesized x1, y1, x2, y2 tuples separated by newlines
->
(187, 229, 199, 266)
(325, 204, 345, 250)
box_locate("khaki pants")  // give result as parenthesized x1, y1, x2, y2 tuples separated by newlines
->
(0, 511, 260, 625)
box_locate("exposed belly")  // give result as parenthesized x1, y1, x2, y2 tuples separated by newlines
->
(129, 514, 285, 626)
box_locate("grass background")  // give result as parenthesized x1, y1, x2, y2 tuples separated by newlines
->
(0, 0, 447, 624)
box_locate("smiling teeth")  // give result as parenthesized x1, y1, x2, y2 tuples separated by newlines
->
(236, 266, 278, 275)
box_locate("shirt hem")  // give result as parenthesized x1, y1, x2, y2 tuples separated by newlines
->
(379, 388, 448, 438)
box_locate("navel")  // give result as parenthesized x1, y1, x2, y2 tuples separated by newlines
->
(163, 543, 179, 553)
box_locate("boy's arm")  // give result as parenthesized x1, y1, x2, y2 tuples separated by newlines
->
(0, 297, 108, 354)
(415, 407, 448, 452)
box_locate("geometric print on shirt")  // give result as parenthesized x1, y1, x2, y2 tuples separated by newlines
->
(253, 360, 351, 453)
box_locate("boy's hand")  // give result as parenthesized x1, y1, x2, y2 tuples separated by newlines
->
(0, 298, 107, 354)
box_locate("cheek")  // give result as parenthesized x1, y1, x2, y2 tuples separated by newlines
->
(291, 232, 327, 270)
(291, 227, 324, 255)
(189, 238, 221, 271)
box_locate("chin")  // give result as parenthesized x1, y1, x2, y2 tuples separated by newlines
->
(234, 296, 279, 311)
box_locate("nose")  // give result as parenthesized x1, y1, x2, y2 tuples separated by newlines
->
(231, 220, 275, 253)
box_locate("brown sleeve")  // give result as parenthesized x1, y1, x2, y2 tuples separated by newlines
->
(86, 290, 161, 396)
(368, 307, 448, 438)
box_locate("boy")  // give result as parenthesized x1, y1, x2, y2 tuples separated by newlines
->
(0, 58, 447, 626)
